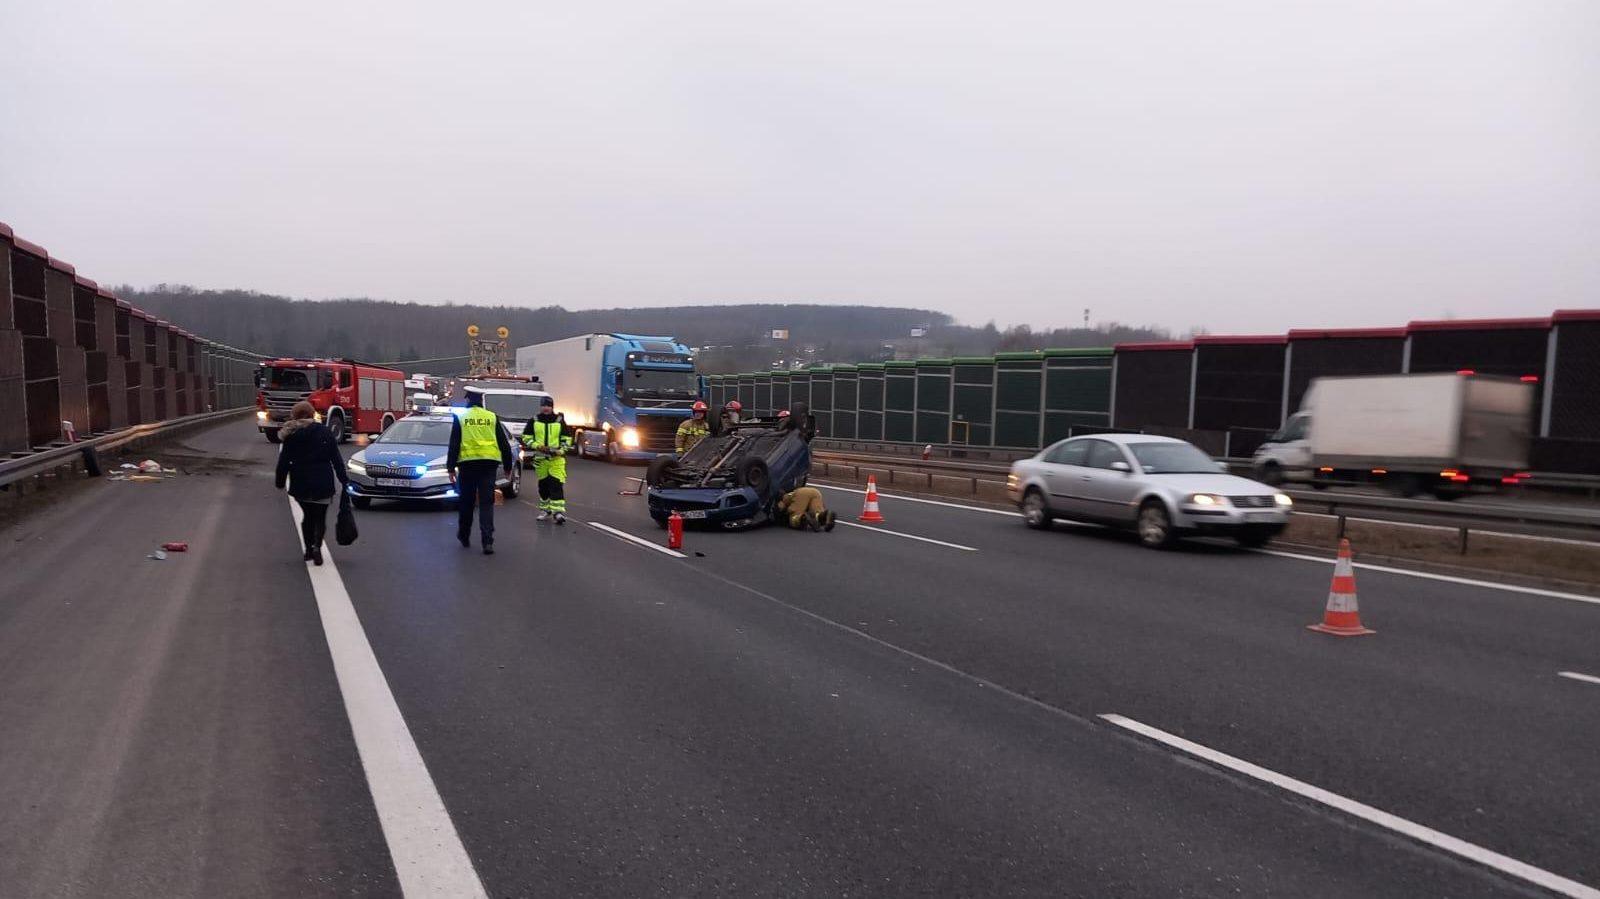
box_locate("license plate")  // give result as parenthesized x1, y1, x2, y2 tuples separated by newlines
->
(375, 477, 410, 487)
(678, 509, 708, 519)
(1245, 511, 1279, 522)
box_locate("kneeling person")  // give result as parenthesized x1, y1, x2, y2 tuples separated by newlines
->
(776, 486, 835, 532)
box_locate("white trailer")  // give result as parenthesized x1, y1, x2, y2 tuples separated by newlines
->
(516, 333, 698, 461)
(1252, 373, 1533, 497)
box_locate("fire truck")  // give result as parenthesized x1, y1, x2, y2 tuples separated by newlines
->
(255, 358, 408, 443)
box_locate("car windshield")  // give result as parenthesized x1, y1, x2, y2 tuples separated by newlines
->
(1128, 441, 1218, 474)
(480, 393, 545, 419)
(376, 419, 452, 446)
(622, 367, 699, 401)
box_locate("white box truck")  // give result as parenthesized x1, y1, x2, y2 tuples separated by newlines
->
(515, 333, 699, 462)
(1252, 373, 1533, 498)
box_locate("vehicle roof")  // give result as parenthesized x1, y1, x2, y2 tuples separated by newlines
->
(1062, 433, 1186, 446)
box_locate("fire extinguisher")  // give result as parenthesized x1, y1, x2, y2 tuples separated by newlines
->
(667, 511, 684, 550)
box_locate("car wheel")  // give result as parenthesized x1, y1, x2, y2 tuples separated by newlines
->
(735, 456, 771, 497)
(1020, 488, 1052, 529)
(646, 454, 677, 486)
(328, 411, 346, 443)
(501, 464, 521, 499)
(264, 429, 280, 444)
(352, 496, 372, 510)
(1137, 500, 1177, 549)
(571, 429, 586, 459)
(1235, 527, 1272, 548)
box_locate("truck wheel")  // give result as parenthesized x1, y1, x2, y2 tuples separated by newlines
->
(1258, 462, 1283, 486)
(1137, 500, 1177, 549)
(571, 429, 586, 459)
(328, 411, 347, 443)
(606, 438, 620, 464)
(735, 456, 771, 497)
(264, 429, 280, 444)
(646, 454, 677, 486)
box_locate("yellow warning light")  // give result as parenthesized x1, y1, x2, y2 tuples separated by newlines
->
(466, 324, 480, 337)
(496, 326, 509, 339)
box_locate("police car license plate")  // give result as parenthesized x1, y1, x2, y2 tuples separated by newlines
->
(679, 509, 708, 519)
(375, 478, 409, 487)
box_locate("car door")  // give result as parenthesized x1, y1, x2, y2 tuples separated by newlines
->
(1078, 440, 1142, 524)
(1039, 438, 1092, 517)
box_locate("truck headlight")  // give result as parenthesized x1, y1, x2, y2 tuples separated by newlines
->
(620, 428, 641, 448)
(1187, 493, 1225, 506)
(1275, 493, 1293, 507)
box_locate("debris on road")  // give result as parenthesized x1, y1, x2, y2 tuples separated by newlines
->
(161, 542, 189, 552)
(145, 549, 168, 561)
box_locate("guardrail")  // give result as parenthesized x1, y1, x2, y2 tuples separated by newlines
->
(0, 407, 251, 489)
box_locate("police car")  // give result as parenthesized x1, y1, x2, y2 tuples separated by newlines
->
(344, 412, 522, 509)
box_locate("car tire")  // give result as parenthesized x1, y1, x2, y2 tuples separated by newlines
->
(571, 429, 586, 459)
(1137, 500, 1177, 549)
(646, 454, 677, 486)
(264, 429, 280, 444)
(1020, 488, 1053, 529)
(501, 464, 521, 499)
(735, 456, 772, 497)
(352, 496, 372, 510)
(328, 411, 347, 443)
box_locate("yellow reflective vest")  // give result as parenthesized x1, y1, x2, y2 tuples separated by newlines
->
(457, 408, 502, 462)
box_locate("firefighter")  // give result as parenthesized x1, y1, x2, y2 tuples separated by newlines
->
(720, 399, 743, 431)
(522, 395, 572, 524)
(775, 485, 835, 531)
(447, 392, 515, 554)
(676, 400, 711, 455)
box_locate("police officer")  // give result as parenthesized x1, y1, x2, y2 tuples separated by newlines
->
(676, 400, 711, 455)
(447, 392, 515, 554)
(522, 395, 572, 524)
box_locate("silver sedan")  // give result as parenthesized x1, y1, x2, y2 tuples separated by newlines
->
(1007, 434, 1292, 548)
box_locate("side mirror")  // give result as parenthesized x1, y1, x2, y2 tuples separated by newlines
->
(1110, 461, 1132, 473)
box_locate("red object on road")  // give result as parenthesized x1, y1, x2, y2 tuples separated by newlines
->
(667, 511, 683, 550)
(1307, 539, 1374, 636)
(161, 542, 189, 552)
(858, 476, 885, 523)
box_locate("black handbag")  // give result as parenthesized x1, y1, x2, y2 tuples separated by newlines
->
(335, 491, 359, 546)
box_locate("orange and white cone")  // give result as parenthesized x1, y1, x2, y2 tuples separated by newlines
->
(1307, 539, 1374, 636)
(858, 475, 885, 523)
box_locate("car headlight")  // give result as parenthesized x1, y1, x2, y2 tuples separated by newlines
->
(347, 459, 366, 474)
(1187, 493, 1225, 506)
(620, 428, 641, 448)
(314, 411, 323, 423)
(256, 409, 268, 420)
(427, 462, 449, 473)
(1275, 493, 1293, 507)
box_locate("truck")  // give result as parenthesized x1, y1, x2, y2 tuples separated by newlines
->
(439, 375, 550, 442)
(1252, 373, 1533, 498)
(255, 358, 407, 443)
(515, 333, 700, 462)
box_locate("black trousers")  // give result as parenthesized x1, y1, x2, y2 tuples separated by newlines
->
(456, 461, 499, 546)
(296, 498, 330, 552)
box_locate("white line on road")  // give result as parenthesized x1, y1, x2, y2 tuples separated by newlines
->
(834, 519, 979, 552)
(288, 499, 486, 898)
(1099, 713, 1600, 899)
(1558, 671, 1600, 686)
(1254, 548, 1600, 607)
(586, 520, 687, 558)
(812, 481, 1019, 516)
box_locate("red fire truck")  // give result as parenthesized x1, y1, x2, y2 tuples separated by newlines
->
(255, 358, 408, 443)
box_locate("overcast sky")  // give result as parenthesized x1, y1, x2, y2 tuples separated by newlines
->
(2, 1, 1596, 334)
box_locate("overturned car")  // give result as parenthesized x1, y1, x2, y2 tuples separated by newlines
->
(644, 405, 815, 529)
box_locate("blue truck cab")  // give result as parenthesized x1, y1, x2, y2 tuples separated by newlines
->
(517, 333, 700, 462)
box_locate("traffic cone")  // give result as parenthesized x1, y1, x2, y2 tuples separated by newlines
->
(1307, 539, 1374, 636)
(858, 476, 885, 523)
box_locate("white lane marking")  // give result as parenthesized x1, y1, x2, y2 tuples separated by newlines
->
(834, 520, 979, 552)
(1292, 510, 1600, 548)
(287, 499, 486, 898)
(1254, 548, 1600, 607)
(1099, 713, 1600, 899)
(586, 520, 687, 558)
(1558, 671, 1600, 686)
(812, 481, 1019, 516)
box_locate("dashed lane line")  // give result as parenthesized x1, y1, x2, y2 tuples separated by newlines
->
(1558, 671, 1600, 686)
(1099, 713, 1600, 899)
(287, 499, 487, 898)
(834, 519, 979, 552)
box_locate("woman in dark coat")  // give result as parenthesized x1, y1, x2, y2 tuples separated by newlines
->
(273, 401, 349, 565)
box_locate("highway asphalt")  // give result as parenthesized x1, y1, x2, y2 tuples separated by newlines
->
(1, 421, 1597, 897)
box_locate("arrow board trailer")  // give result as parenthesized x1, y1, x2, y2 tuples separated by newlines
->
(516, 333, 700, 462)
